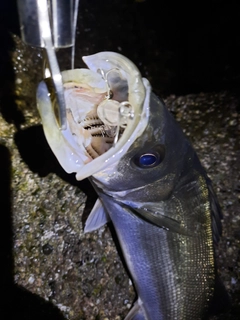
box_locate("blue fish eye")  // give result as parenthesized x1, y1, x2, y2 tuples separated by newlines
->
(139, 153, 157, 166)
(132, 145, 165, 169)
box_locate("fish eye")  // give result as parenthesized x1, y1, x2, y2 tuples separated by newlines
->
(132, 145, 164, 169)
(139, 153, 157, 166)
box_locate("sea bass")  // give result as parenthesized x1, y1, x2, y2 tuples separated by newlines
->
(36, 52, 226, 319)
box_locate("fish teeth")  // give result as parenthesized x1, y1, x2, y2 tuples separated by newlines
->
(82, 118, 104, 127)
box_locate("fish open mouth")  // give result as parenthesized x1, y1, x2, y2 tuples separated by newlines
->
(37, 52, 150, 180)
(63, 68, 134, 162)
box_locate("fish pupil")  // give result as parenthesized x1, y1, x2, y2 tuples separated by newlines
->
(139, 153, 157, 166)
(132, 145, 165, 169)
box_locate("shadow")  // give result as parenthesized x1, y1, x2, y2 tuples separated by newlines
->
(0, 0, 25, 129)
(1, 144, 66, 320)
(0, 3, 76, 318)
(14, 125, 98, 225)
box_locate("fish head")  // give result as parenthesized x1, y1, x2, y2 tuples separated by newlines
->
(92, 90, 194, 202)
(37, 52, 193, 202)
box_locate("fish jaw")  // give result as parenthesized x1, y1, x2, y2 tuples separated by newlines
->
(36, 52, 150, 180)
(36, 80, 87, 173)
(82, 51, 145, 110)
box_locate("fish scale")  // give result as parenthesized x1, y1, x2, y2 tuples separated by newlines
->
(96, 171, 215, 319)
(37, 51, 228, 319)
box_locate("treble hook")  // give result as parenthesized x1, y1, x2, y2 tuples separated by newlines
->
(113, 102, 135, 147)
(97, 68, 122, 99)
(97, 68, 135, 147)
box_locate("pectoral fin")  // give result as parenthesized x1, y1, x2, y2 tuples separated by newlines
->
(130, 207, 191, 236)
(84, 198, 110, 233)
(124, 299, 146, 320)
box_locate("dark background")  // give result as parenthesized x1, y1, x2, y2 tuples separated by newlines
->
(76, 0, 240, 97)
(1, 0, 240, 96)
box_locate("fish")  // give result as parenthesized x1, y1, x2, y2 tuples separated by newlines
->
(36, 52, 228, 319)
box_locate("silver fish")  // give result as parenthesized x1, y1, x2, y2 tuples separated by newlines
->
(36, 52, 227, 319)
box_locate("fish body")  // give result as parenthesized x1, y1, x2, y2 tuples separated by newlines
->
(37, 52, 226, 319)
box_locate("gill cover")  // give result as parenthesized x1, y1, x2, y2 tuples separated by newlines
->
(37, 52, 150, 180)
